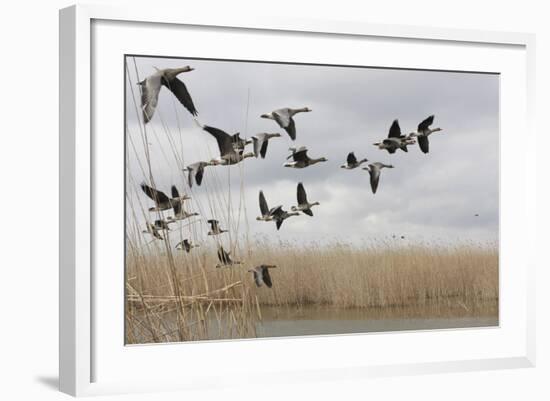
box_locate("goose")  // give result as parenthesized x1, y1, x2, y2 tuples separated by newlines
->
(139, 66, 197, 123)
(373, 120, 416, 154)
(260, 107, 311, 140)
(202, 125, 255, 165)
(207, 219, 228, 236)
(167, 209, 199, 223)
(248, 265, 277, 288)
(362, 162, 394, 194)
(175, 239, 199, 253)
(142, 222, 164, 240)
(231, 133, 253, 152)
(284, 146, 327, 169)
(291, 182, 319, 217)
(252, 133, 281, 158)
(140, 183, 191, 212)
(154, 219, 173, 231)
(256, 190, 277, 222)
(270, 205, 299, 230)
(341, 152, 368, 169)
(216, 246, 242, 268)
(409, 115, 442, 154)
(183, 161, 214, 188)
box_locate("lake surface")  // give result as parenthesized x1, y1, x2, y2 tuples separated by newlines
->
(255, 305, 498, 338)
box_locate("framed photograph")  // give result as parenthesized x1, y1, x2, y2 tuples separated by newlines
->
(59, 4, 536, 397)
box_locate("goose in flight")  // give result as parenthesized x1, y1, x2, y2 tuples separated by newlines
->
(231, 133, 253, 152)
(373, 120, 416, 154)
(409, 115, 442, 154)
(216, 246, 241, 268)
(202, 125, 255, 165)
(140, 183, 190, 212)
(252, 133, 281, 158)
(284, 146, 327, 169)
(260, 107, 311, 140)
(341, 152, 368, 169)
(207, 219, 228, 236)
(256, 190, 278, 222)
(175, 239, 199, 253)
(139, 66, 197, 123)
(142, 222, 164, 240)
(153, 219, 172, 231)
(291, 182, 319, 217)
(183, 161, 214, 188)
(167, 209, 199, 223)
(270, 205, 299, 230)
(248, 265, 277, 288)
(362, 162, 394, 194)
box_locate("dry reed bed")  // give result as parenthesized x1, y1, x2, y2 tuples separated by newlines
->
(126, 240, 498, 335)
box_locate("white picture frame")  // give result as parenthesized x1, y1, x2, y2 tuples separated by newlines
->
(59, 4, 536, 397)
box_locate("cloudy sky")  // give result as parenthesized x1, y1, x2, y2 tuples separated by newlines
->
(125, 56, 499, 247)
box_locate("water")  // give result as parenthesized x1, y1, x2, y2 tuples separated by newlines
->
(255, 305, 498, 338)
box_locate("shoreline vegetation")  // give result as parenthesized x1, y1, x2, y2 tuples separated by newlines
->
(125, 240, 498, 344)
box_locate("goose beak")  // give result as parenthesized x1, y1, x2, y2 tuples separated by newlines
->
(260, 114, 269, 119)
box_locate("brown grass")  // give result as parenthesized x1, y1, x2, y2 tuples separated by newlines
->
(125, 239, 498, 344)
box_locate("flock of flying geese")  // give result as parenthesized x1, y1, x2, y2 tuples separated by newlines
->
(136, 65, 444, 288)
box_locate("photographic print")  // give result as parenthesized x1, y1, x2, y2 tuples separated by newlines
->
(124, 56, 499, 344)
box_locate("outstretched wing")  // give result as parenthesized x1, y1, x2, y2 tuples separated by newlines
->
(297, 182, 308, 205)
(195, 164, 205, 186)
(284, 118, 296, 140)
(272, 109, 291, 128)
(347, 152, 357, 165)
(253, 271, 263, 287)
(140, 183, 169, 204)
(275, 218, 284, 231)
(369, 167, 381, 194)
(292, 148, 309, 162)
(418, 135, 430, 153)
(162, 77, 198, 116)
(418, 115, 434, 133)
(139, 73, 162, 124)
(262, 268, 273, 288)
(171, 185, 179, 198)
(388, 119, 401, 138)
(203, 125, 234, 157)
(302, 208, 313, 217)
(260, 140, 269, 158)
(259, 191, 270, 216)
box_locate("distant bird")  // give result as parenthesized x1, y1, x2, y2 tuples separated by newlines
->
(140, 183, 190, 212)
(256, 190, 277, 222)
(260, 107, 312, 140)
(362, 162, 394, 194)
(183, 161, 214, 188)
(270, 205, 299, 230)
(154, 219, 172, 231)
(142, 222, 164, 240)
(373, 120, 416, 154)
(409, 115, 443, 154)
(202, 125, 255, 165)
(207, 219, 228, 236)
(248, 265, 277, 288)
(284, 146, 327, 169)
(291, 183, 319, 217)
(216, 246, 241, 268)
(341, 152, 368, 169)
(252, 133, 281, 158)
(139, 66, 197, 123)
(474, 214, 479, 217)
(175, 239, 199, 253)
